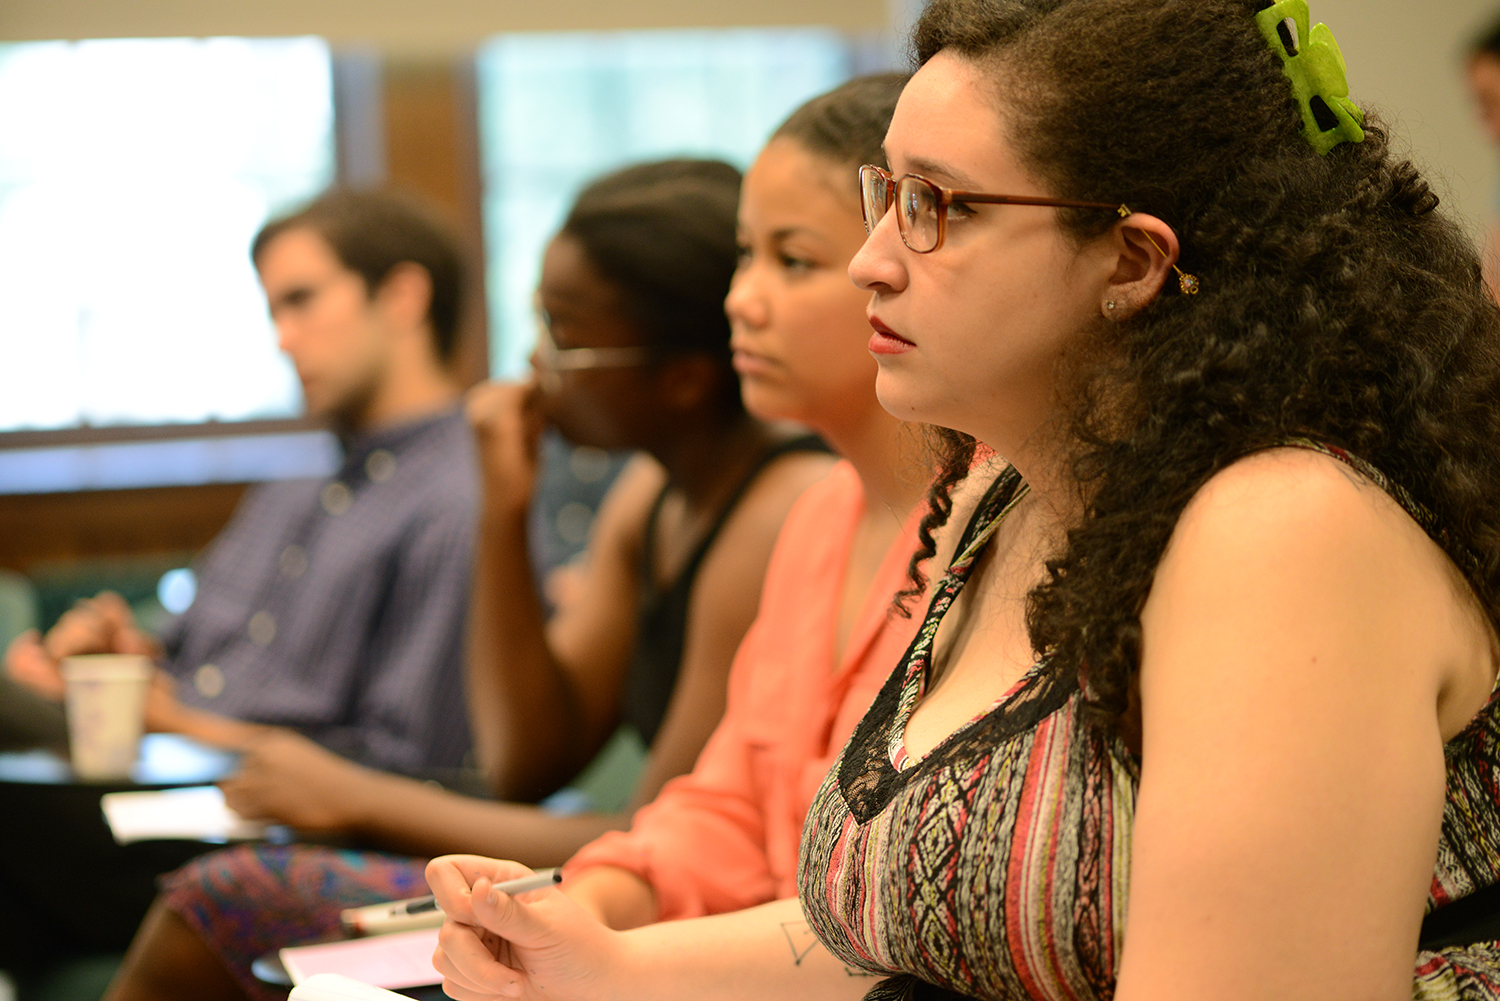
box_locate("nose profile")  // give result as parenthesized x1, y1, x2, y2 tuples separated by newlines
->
(725, 268, 768, 330)
(848, 218, 905, 294)
(274, 317, 298, 356)
(528, 346, 558, 394)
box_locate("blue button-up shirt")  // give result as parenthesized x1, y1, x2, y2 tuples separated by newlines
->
(159, 407, 477, 772)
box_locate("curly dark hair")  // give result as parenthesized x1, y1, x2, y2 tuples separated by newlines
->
(556, 159, 746, 416)
(903, 0, 1500, 728)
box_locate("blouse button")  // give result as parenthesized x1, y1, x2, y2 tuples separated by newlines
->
(279, 545, 308, 580)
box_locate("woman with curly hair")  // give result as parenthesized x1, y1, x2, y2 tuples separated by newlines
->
(426, 1, 1500, 999)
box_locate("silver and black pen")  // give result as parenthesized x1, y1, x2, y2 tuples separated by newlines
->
(339, 868, 562, 935)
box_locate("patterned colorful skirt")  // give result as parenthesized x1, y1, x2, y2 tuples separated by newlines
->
(160, 844, 429, 1001)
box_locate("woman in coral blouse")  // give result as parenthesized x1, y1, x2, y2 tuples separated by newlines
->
(558, 72, 929, 931)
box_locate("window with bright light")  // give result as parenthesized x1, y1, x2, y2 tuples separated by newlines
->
(0, 37, 336, 434)
(476, 29, 857, 378)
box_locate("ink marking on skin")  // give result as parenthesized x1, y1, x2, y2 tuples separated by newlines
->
(780, 921, 820, 965)
(1328, 460, 1373, 494)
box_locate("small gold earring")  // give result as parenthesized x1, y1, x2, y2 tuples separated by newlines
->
(1105, 301, 1117, 311)
(1118, 205, 1201, 295)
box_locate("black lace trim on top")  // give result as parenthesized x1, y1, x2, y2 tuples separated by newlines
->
(838, 437, 1455, 827)
(837, 467, 1077, 825)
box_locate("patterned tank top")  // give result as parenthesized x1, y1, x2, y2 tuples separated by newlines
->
(798, 447, 1500, 1001)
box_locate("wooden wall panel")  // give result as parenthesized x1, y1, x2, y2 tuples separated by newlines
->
(0, 483, 247, 573)
(382, 57, 490, 389)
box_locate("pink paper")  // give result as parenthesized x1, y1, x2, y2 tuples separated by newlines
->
(280, 928, 442, 990)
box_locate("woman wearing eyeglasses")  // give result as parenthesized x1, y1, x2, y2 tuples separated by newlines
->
(102, 159, 836, 1001)
(427, 2, 1500, 1000)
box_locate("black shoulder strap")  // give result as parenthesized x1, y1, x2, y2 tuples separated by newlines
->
(640, 433, 828, 594)
(1419, 880, 1500, 951)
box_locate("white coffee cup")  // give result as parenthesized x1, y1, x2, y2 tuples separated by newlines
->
(60, 654, 153, 781)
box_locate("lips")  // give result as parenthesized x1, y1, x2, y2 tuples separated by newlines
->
(867, 315, 913, 356)
(731, 347, 778, 378)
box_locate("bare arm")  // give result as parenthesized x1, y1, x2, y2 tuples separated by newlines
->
(223, 426, 827, 858)
(428, 855, 874, 1001)
(465, 381, 652, 800)
(219, 729, 626, 861)
(145, 692, 267, 749)
(1117, 450, 1497, 1001)
(561, 865, 659, 931)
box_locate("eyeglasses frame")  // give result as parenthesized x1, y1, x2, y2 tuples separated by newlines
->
(532, 311, 656, 373)
(859, 164, 1123, 254)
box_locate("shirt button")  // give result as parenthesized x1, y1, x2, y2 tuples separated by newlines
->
(556, 502, 592, 545)
(194, 664, 225, 698)
(569, 446, 612, 483)
(248, 611, 277, 647)
(279, 544, 308, 580)
(321, 481, 352, 516)
(365, 449, 397, 483)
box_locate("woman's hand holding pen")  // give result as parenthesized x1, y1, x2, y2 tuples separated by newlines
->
(428, 854, 620, 1001)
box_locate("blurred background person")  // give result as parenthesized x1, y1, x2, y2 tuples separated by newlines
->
(1466, 10, 1500, 300)
(558, 72, 925, 936)
(6, 189, 478, 773)
(0, 190, 483, 985)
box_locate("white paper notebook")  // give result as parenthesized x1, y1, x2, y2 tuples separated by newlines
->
(280, 927, 442, 990)
(287, 973, 414, 1000)
(99, 785, 267, 844)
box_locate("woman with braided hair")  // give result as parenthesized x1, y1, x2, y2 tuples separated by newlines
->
(426, 2, 1500, 998)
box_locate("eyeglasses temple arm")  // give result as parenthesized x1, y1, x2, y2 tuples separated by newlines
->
(949, 191, 1120, 211)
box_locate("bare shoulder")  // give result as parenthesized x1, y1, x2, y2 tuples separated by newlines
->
(1176, 446, 1400, 538)
(701, 447, 838, 569)
(1161, 446, 1448, 612)
(736, 448, 839, 518)
(1119, 448, 1479, 1001)
(588, 454, 669, 564)
(677, 447, 837, 635)
(1146, 446, 1496, 739)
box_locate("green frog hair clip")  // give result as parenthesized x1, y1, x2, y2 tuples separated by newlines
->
(1255, 0, 1365, 155)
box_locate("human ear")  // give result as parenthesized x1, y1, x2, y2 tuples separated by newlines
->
(652, 353, 720, 412)
(374, 261, 435, 334)
(1101, 213, 1180, 320)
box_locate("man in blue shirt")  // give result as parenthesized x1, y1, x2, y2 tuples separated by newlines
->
(6, 189, 478, 773)
(0, 191, 481, 975)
